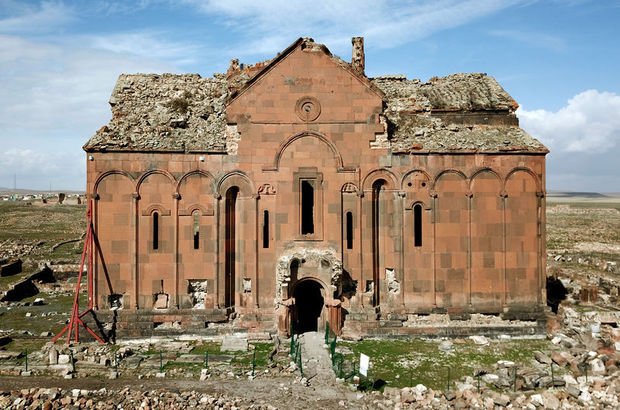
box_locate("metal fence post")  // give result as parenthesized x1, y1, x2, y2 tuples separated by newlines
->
(24, 349, 28, 372)
(325, 322, 330, 345)
(513, 366, 517, 392)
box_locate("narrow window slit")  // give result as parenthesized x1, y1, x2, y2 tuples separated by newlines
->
(301, 180, 314, 234)
(152, 211, 159, 250)
(346, 211, 353, 249)
(262, 210, 270, 248)
(193, 211, 200, 250)
(414, 204, 422, 247)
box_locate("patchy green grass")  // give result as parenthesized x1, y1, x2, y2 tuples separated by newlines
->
(337, 338, 554, 390)
(0, 292, 84, 340)
(235, 342, 274, 368)
(0, 202, 86, 243)
(189, 341, 221, 355)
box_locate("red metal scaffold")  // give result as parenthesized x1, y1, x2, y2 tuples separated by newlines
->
(52, 200, 106, 344)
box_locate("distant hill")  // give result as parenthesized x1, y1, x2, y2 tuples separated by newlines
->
(547, 191, 610, 198)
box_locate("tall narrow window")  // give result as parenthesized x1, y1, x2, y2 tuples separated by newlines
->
(414, 204, 422, 247)
(262, 210, 270, 248)
(225, 187, 238, 308)
(193, 211, 200, 250)
(301, 180, 314, 235)
(345, 211, 353, 249)
(152, 211, 159, 250)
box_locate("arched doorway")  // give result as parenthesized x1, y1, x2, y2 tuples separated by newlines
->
(224, 186, 239, 308)
(293, 279, 324, 334)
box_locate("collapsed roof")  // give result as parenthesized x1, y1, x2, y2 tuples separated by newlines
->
(83, 38, 547, 154)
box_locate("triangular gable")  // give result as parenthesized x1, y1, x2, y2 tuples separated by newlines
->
(226, 37, 384, 107)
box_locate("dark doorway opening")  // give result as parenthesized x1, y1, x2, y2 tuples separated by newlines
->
(371, 180, 385, 307)
(225, 186, 239, 308)
(293, 280, 324, 334)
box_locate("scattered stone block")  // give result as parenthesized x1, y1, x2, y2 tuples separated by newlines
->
(469, 335, 489, 345)
(534, 350, 552, 364)
(590, 358, 606, 375)
(48, 348, 58, 365)
(221, 335, 248, 352)
(58, 354, 70, 365)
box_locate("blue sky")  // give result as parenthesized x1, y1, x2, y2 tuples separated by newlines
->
(1, 0, 619, 192)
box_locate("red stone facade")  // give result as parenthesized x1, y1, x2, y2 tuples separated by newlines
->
(84, 38, 548, 336)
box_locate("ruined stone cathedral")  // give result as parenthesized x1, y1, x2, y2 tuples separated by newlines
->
(84, 37, 548, 337)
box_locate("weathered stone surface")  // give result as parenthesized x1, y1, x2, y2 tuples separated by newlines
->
(221, 336, 248, 352)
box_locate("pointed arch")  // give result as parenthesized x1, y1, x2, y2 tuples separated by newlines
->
(469, 168, 502, 193)
(504, 167, 542, 194)
(93, 170, 135, 196)
(216, 170, 256, 198)
(432, 169, 468, 191)
(136, 169, 176, 195)
(264, 131, 350, 172)
(176, 170, 216, 196)
(362, 168, 398, 191)
(470, 168, 503, 310)
(434, 168, 469, 308)
(401, 169, 432, 190)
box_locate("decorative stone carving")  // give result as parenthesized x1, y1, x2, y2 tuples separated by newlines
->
(225, 124, 241, 155)
(295, 96, 321, 122)
(341, 182, 358, 193)
(274, 247, 342, 308)
(258, 183, 277, 195)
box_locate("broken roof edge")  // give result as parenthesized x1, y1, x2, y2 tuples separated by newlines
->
(390, 147, 550, 155)
(226, 37, 385, 106)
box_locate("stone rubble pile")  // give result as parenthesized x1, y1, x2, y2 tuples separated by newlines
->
(376, 375, 619, 409)
(0, 387, 276, 410)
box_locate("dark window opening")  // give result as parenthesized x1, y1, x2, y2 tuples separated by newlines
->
(301, 180, 315, 235)
(345, 211, 353, 249)
(152, 211, 159, 250)
(262, 210, 270, 248)
(414, 204, 422, 247)
(193, 211, 200, 250)
(225, 187, 239, 308)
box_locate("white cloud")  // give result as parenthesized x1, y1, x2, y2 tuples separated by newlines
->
(487, 29, 566, 52)
(518, 90, 620, 153)
(0, 148, 84, 190)
(0, 0, 75, 34)
(182, 0, 530, 56)
(88, 31, 201, 66)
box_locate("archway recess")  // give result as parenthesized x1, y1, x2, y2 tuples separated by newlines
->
(292, 279, 324, 334)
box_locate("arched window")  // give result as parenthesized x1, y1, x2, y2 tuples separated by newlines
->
(192, 211, 200, 250)
(345, 211, 353, 249)
(152, 211, 159, 250)
(262, 210, 270, 248)
(413, 204, 422, 247)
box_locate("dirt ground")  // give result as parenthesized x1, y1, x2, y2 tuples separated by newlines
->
(1, 197, 620, 408)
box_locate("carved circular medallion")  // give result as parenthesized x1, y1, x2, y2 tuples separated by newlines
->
(295, 96, 321, 122)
